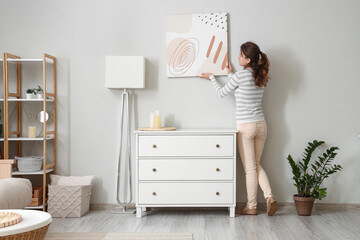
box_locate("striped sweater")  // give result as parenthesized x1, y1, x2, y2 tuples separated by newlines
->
(210, 68, 265, 124)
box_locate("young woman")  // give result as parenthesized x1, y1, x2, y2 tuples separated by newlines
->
(199, 42, 277, 216)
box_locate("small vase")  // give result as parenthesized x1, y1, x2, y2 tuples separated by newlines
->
(293, 195, 315, 216)
(37, 93, 43, 99)
(26, 93, 32, 99)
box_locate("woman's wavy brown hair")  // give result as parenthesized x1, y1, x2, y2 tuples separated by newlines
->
(240, 42, 270, 87)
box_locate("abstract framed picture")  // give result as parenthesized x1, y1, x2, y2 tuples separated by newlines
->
(165, 12, 228, 77)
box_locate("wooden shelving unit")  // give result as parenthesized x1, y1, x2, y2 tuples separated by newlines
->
(0, 98, 54, 102)
(12, 168, 54, 176)
(1, 53, 56, 211)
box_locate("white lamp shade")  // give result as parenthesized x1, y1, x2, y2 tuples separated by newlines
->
(105, 56, 145, 89)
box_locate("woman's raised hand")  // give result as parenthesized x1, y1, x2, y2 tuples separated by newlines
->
(198, 73, 213, 80)
(226, 62, 233, 74)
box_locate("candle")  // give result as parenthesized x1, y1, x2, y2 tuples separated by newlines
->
(28, 126, 36, 138)
(153, 111, 161, 128)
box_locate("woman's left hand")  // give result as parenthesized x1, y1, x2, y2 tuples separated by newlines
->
(226, 63, 233, 74)
(198, 73, 213, 80)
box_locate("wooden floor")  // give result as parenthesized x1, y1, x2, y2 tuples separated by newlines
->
(48, 206, 360, 240)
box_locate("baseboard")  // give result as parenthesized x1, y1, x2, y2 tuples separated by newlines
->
(90, 203, 136, 211)
(90, 202, 360, 211)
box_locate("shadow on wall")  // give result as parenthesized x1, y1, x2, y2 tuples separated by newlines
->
(65, 57, 71, 176)
(164, 114, 182, 129)
(133, 58, 159, 130)
(144, 58, 159, 92)
(93, 176, 103, 204)
(320, 145, 357, 203)
(255, 46, 303, 203)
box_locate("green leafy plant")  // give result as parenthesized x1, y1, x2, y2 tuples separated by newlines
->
(26, 89, 33, 94)
(33, 85, 43, 95)
(287, 140, 342, 200)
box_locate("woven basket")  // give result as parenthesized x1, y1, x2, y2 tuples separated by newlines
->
(0, 224, 50, 240)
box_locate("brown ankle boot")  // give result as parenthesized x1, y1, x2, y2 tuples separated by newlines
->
(236, 206, 258, 215)
(266, 197, 277, 216)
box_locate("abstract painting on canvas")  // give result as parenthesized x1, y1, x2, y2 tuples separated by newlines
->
(165, 12, 228, 77)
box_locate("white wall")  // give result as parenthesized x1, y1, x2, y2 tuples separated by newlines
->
(1, 0, 359, 204)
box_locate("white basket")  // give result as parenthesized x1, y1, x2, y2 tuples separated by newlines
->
(15, 156, 43, 172)
(48, 185, 92, 218)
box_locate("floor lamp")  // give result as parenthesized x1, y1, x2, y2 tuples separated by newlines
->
(105, 56, 145, 213)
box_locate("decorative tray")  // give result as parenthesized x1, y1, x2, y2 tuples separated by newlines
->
(0, 212, 22, 228)
(138, 127, 176, 131)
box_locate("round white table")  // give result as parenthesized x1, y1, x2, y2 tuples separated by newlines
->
(0, 209, 52, 239)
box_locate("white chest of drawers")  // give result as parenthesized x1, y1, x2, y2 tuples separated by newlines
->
(134, 129, 237, 217)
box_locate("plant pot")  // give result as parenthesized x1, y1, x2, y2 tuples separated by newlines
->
(293, 195, 315, 216)
(26, 93, 33, 99)
(37, 93, 43, 99)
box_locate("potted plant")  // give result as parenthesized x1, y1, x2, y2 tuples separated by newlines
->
(33, 85, 44, 99)
(26, 89, 33, 99)
(287, 140, 342, 216)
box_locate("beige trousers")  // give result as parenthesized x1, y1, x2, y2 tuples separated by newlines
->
(237, 120, 273, 209)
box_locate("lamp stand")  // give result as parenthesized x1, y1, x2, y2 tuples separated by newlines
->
(111, 88, 135, 214)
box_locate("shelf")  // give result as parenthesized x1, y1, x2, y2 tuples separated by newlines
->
(0, 135, 55, 141)
(0, 58, 54, 64)
(9, 136, 54, 141)
(0, 98, 54, 102)
(12, 168, 54, 175)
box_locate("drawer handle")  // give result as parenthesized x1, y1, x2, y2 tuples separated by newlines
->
(216, 192, 220, 196)
(216, 144, 220, 148)
(152, 168, 157, 172)
(152, 144, 157, 149)
(216, 168, 220, 172)
(152, 192, 157, 196)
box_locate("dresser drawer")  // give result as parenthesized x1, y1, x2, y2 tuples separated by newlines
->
(139, 159, 233, 181)
(138, 135, 234, 157)
(138, 182, 233, 204)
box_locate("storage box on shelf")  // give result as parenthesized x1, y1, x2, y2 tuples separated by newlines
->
(15, 156, 43, 172)
(134, 129, 237, 218)
(1, 53, 57, 211)
(29, 196, 43, 207)
(32, 186, 43, 198)
(29, 186, 44, 207)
